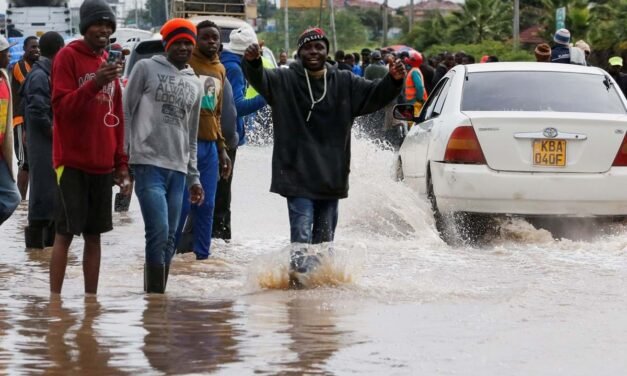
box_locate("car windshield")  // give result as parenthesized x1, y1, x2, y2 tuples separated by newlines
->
(462, 71, 627, 114)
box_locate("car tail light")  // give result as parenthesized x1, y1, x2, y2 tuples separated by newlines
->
(612, 135, 627, 166)
(444, 126, 486, 164)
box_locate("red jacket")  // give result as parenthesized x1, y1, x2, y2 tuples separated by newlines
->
(51, 40, 128, 174)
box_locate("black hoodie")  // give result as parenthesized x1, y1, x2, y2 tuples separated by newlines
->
(243, 58, 402, 200)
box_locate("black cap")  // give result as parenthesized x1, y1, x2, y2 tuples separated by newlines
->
(79, 0, 116, 35)
(361, 48, 371, 55)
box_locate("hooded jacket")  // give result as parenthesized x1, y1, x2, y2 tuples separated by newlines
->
(51, 40, 128, 174)
(189, 48, 226, 149)
(243, 59, 403, 200)
(220, 50, 266, 146)
(221, 78, 239, 150)
(123, 55, 202, 187)
(22, 57, 56, 220)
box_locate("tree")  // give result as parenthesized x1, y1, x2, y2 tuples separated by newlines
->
(447, 0, 512, 44)
(403, 12, 452, 51)
(258, 9, 369, 55)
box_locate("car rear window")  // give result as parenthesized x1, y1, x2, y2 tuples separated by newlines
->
(462, 71, 627, 114)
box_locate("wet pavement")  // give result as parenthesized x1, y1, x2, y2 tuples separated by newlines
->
(2, 139, 627, 375)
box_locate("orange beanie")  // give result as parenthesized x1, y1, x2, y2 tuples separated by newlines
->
(161, 18, 197, 51)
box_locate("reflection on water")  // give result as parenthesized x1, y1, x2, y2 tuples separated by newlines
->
(142, 298, 240, 374)
(2, 141, 627, 374)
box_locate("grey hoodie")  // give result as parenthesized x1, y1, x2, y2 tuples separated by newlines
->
(124, 55, 202, 187)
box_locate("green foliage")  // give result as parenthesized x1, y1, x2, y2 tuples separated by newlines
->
(403, 12, 452, 51)
(258, 9, 369, 54)
(447, 0, 512, 43)
(425, 41, 534, 62)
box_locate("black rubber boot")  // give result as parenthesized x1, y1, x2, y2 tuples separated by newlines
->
(25, 225, 45, 249)
(164, 264, 170, 288)
(43, 222, 56, 247)
(144, 264, 166, 294)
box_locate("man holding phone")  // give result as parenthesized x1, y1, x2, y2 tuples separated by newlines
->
(49, 0, 129, 295)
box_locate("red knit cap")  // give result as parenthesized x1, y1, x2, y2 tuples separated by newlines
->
(161, 18, 197, 51)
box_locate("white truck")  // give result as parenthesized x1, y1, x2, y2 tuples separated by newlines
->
(5, 0, 73, 38)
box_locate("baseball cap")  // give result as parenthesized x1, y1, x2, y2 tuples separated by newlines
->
(0, 36, 17, 52)
(609, 56, 623, 67)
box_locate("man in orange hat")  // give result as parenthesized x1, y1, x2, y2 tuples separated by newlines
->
(124, 18, 204, 293)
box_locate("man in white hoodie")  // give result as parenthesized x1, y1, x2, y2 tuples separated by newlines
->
(124, 18, 204, 293)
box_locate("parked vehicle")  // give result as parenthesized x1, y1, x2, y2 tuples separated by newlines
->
(4, 0, 72, 38)
(393, 62, 627, 244)
(122, 16, 276, 85)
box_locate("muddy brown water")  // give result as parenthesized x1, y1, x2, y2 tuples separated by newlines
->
(2, 141, 627, 375)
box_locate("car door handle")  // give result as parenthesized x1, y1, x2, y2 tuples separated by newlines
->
(513, 131, 587, 140)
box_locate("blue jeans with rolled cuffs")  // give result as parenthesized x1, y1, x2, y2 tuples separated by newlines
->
(133, 164, 186, 266)
(287, 197, 339, 244)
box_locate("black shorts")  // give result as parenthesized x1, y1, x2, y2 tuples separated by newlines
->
(55, 167, 113, 236)
(13, 125, 28, 171)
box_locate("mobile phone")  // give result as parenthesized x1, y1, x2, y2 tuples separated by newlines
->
(107, 49, 122, 64)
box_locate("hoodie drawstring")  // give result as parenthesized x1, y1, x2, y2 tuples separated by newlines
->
(304, 68, 327, 122)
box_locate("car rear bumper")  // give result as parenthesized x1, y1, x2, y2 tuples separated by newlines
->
(431, 162, 627, 216)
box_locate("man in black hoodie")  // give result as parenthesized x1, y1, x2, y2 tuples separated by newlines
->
(243, 28, 405, 277)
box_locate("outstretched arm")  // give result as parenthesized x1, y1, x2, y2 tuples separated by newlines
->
(350, 58, 406, 117)
(242, 43, 282, 107)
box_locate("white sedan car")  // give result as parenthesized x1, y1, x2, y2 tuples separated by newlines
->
(395, 62, 627, 243)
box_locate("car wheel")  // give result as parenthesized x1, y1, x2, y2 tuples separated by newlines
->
(427, 170, 492, 246)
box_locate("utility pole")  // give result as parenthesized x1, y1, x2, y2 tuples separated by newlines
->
(164, 0, 169, 22)
(408, 0, 414, 33)
(382, 0, 388, 46)
(513, 0, 520, 49)
(135, 0, 139, 27)
(284, 0, 289, 53)
(329, 0, 337, 53)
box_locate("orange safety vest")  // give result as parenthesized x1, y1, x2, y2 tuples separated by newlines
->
(404, 67, 428, 103)
(11, 60, 31, 127)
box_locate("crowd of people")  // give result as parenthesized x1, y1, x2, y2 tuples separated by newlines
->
(0, 0, 625, 296)
(0, 0, 406, 294)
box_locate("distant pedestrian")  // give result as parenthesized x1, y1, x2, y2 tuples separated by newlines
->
(124, 18, 204, 293)
(433, 52, 454, 87)
(361, 48, 371, 70)
(420, 56, 435, 93)
(335, 50, 351, 71)
(364, 51, 387, 80)
(176, 20, 232, 260)
(49, 0, 130, 295)
(403, 50, 427, 116)
(608, 56, 627, 98)
(352, 53, 363, 76)
(278, 50, 289, 68)
(242, 27, 406, 279)
(551, 28, 571, 64)
(21, 32, 65, 248)
(534, 43, 551, 62)
(0, 36, 21, 226)
(10, 35, 39, 200)
(217, 27, 267, 240)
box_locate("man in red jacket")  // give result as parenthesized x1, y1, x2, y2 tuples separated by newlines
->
(49, 0, 130, 295)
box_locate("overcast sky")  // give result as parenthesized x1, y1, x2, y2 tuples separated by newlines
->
(0, 0, 464, 17)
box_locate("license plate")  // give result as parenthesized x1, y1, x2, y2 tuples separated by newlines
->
(533, 139, 566, 167)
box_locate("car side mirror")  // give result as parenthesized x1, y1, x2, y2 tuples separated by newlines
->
(393, 104, 416, 122)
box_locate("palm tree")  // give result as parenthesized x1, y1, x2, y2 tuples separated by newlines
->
(448, 0, 512, 44)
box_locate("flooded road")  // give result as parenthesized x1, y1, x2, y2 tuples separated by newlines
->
(2, 138, 627, 374)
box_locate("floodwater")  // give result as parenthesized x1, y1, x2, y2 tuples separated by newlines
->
(2, 137, 627, 375)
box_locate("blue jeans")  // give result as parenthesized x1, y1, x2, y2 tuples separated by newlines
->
(287, 197, 339, 244)
(177, 141, 219, 259)
(133, 164, 186, 266)
(0, 161, 20, 225)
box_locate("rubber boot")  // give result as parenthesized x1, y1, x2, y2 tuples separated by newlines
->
(164, 264, 170, 289)
(25, 225, 45, 249)
(144, 264, 166, 294)
(43, 222, 56, 248)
